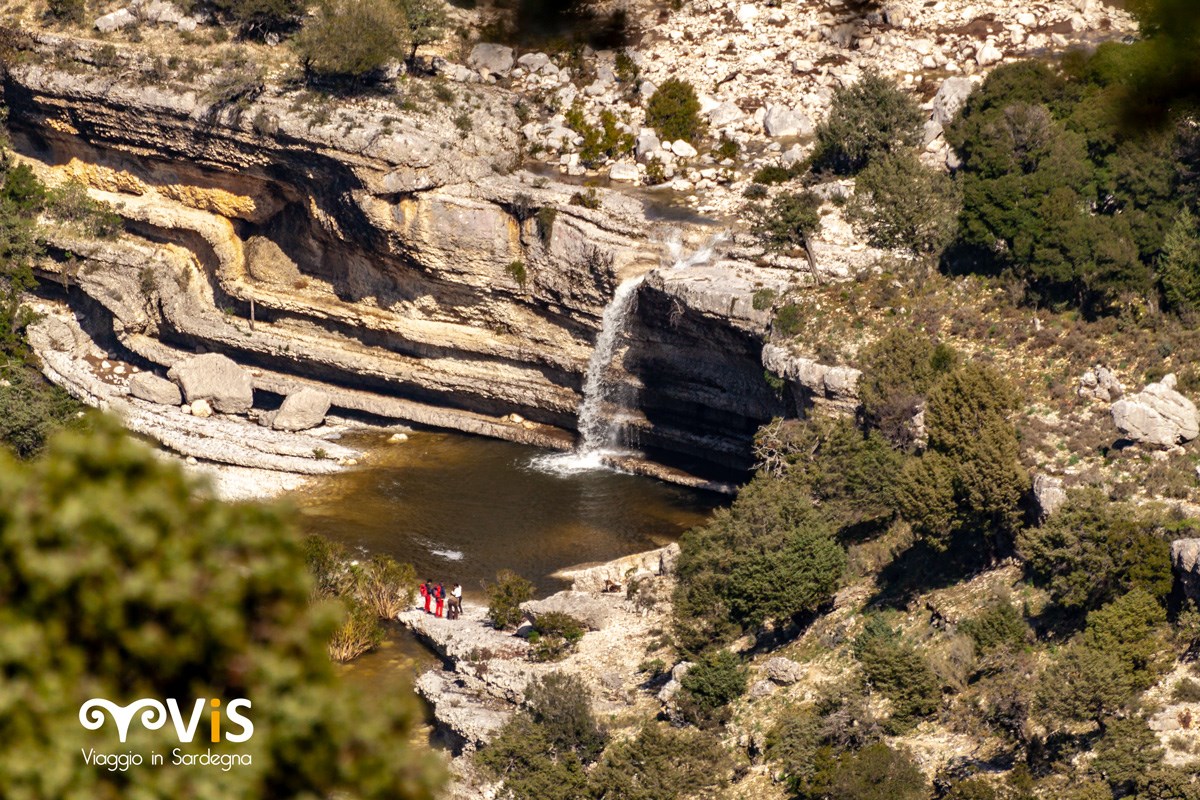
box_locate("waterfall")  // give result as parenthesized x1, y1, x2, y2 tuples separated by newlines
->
(530, 233, 727, 475)
(575, 274, 646, 454)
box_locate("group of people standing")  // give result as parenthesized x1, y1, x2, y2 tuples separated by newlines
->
(419, 579, 463, 619)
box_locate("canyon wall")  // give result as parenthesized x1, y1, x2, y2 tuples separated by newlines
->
(2, 32, 817, 481)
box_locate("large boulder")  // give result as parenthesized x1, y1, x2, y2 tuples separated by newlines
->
(271, 388, 331, 431)
(763, 105, 814, 138)
(707, 100, 744, 128)
(1111, 374, 1199, 448)
(930, 77, 974, 125)
(764, 656, 804, 685)
(1078, 364, 1125, 402)
(128, 372, 182, 406)
(522, 590, 614, 631)
(635, 128, 661, 161)
(467, 43, 514, 77)
(167, 353, 254, 414)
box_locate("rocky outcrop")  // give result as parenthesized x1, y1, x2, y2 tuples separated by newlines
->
(3, 34, 861, 482)
(1111, 374, 1199, 448)
(761, 343, 861, 415)
(522, 591, 616, 631)
(1172, 539, 1200, 602)
(1031, 473, 1067, 523)
(1079, 364, 1125, 402)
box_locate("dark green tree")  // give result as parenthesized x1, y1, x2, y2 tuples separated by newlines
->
(847, 150, 961, 261)
(294, 0, 411, 81)
(0, 419, 441, 799)
(678, 650, 748, 727)
(853, 617, 940, 732)
(588, 722, 729, 800)
(812, 69, 924, 175)
(1017, 488, 1174, 611)
(645, 78, 702, 143)
(797, 743, 927, 800)
(1159, 208, 1200, 315)
(856, 331, 957, 449)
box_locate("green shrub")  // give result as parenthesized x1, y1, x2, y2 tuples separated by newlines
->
(796, 743, 927, 800)
(353, 554, 418, 619)
(565, 103, 633, 168)
(678, 649, 747, 726)
(752, 163, 801, 184)
(587, 722, 729, 799)
(645, 78, 702, 143)
(47, 0, 86, 23)
(328, 596, 385, 662)
(765, 704, 823, 789)
(856, 330, 956, 449)
(1082, 588, 1170, 691)
(485, 569, 534, 629)
(853, 617, 940, 732)
(479, 673, 604, 800)
(743, 182, 768, 199)
(0, 420, 439, 799)
(1159, 207, 1200, 315)
(0, 366, 86, 458)
(1037, 640, 1137, 727)
(529, 611, 585, 662)
(1172, 676, 1200, 702)
(811, 69, 923, 175)
(673, 479, 845, 652)
(536, 206, 557, 243)
(1018, 489, 1173, 611)
(294, 0, 410, 81)
(1091, 715, 1164, 795)
(751, 190, 821, 253)
(959, 595, 1029, 655)
(773, 303, 802, 336)
(895, 362, 1026, 554)
(568, 188, 601, 209)
(846, 150, 960, 261)
(714, 135, 739, 160)
(507, 260, 528, 287)
(751, 287, 777, 310)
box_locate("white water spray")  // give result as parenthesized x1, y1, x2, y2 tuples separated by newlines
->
(530, 234, 727, 475)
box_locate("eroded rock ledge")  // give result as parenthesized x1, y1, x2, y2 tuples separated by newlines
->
(3, 33, 858, 481)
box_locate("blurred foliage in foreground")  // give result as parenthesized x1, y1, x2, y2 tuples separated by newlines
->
(0, 417, 442, 799)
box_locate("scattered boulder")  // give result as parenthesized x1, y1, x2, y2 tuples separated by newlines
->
(764, 656, 803, 685)
(190, 399, 213, 418)
(1078, 364, 1125, 402)
(522, 591, 614, 631)
(95, 8, 135, 32)
(516, 52, 551, 72)
(129, 372, 182, 406)
(1032, 473, 1067, 523)
(609, 162, 640, 182)
(707, 100, 744, 128)
(670, 140, 698, 158)
(468, 43, 514, 77)
(930, 77, 974, 125)
(1111, 374, 1199, 448)
(271, 388, 331, 432)
(635, 128, 661, 161)
(763, 105, 814, 138)
(976, 42, 1004, 66)
(167, 353, 254, 414)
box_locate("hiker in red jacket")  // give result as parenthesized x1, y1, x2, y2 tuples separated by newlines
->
(421, 579, 433, 614)
(434, 583, 445, 618)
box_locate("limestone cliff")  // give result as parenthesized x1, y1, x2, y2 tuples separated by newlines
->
(1, 31, 838, 480)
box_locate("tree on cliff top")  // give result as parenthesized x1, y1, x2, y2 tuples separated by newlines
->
(0, 418, 442, 799)
(294, 0, 411, 82)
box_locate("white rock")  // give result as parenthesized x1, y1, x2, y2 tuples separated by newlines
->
(609, 162, 640, 182)
(388, 432, 409, 443)
(763, 105, 814, 138)
(736, 4, 758, 25)
(976, 42, 1004, 66)
(190, 399, 213, 418)
(129, 372, 182, 406)
(707, 100, 743, 128)
(168, 353, 254, 414)
(931, 77, 975, 125)
(95, 8, 135, 32)
(516, 52, 550, 72)
(635, 128, 661, 161)
(670, 140, 698, 158)
(272, 388, 331, 432)
(1112, 375, 1200, 448)
(467, 43, 514, 77)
